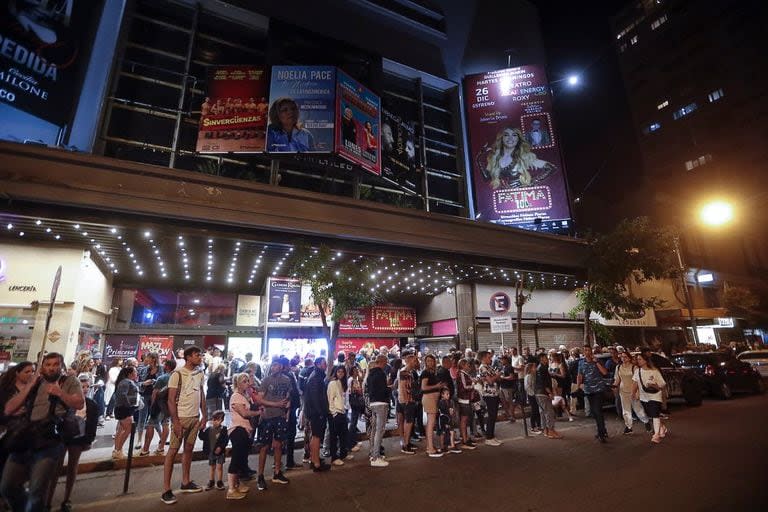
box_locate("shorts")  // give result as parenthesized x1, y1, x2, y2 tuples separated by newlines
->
(147, 411, 168, 431)
(422, 393, 439, 414)
(170, 416, 200, 450)
(458, 403, 473, 417)
(398, 402, 417, 423)
(499, 387, 517, 403)
(114, 406, 136, 421)
(257, 417, 288, 446)
(642, 400, 662, 418)
(308, 415, 327, 440)
(209, 452, 225, 466)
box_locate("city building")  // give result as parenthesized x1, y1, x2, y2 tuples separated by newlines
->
(0, 0, 590, 365)
(610, 0, 768, 346)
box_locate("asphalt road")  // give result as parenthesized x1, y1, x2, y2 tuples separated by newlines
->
(54, 393, 768, 512)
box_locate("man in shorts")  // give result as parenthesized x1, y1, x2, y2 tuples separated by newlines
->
(304, 357, 330, 472)
(162, 347, 206, 505)
(256, 360, 291, 491)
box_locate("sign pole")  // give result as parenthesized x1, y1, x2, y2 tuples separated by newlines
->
(37, 266, 62, 367)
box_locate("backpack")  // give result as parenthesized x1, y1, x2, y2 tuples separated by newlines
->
(154, 371, 182, 417)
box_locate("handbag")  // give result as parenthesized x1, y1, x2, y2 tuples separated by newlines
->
(349, 392, 365, 412)
(638, 370, 659, 394)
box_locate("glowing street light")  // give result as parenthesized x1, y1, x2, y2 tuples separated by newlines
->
(567, 74, 580, 86)
(699, 200, 734, 227)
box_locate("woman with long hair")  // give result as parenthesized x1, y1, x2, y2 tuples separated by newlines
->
(206, 363, 227, 417)
(266, 97, 315, 152)
(484, 127, 555, 189)
(632, 352, 668, 444)
(112, 366, 140, 459)
(104, 358, 123, 419)
(347, 365, 364, 453)
(0, 362, 37, 476)
(455, 358, 477, 449)
(227, 373, 259, 500)
(614, 351, 651, 434)
(327, 365, 351, 465)
(420, 354, 443, 457)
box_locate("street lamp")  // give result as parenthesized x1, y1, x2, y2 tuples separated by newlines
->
(567, 74, 580, 86)
(699, 200, 734, 227)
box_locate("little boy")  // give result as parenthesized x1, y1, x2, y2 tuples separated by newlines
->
(438, 388, 462, 454)
(199, 410, 229, 490)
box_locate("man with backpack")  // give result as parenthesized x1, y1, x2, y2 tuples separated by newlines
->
(141, 359, 176, 456)
(0, 353, 85, 512)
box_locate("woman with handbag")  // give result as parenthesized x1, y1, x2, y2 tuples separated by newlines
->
(346, 365, 364, 453)
(112, 366, 140, 459)
(327, 365, 351, 465)
(0, 362, 37, 477)
(632, 352, 668, 444)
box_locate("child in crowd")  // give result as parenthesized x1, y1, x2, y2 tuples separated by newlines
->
(552, 381, 575, 422)
(199, 410, 229, 491)
(437, 388, 462, 453)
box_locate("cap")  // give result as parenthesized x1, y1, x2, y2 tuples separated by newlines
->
(558, 345, 567, 351)
(616, 346, 626, 353)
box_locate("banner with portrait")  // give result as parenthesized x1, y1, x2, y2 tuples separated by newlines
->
(0, 0, 102, 126)
(266, 65, 336, 153)
(266, 277, 302, 324)
(464, 66, 571, 232)
(196, 66, 268, 153)
(335, 70, 381, 176)
(381, 100, 418, 193)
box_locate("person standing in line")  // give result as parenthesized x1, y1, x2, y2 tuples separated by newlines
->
(198, 410, 228, 492)
(327, 365, 351, 466)
(346, 365, 365, 454)
(92, 353, 107, 425)
(420, 354, 443, 457)
(614, 351, 651, 435)
(524, 362, 542, 434)
(162, 346, 206, 505)
(567, 348, 582, 415)
(535, 353, 563, 439)
(142, 358, 176, 456)
(498, 355, 520, 422)
(365, 355, 391, 467)
(282, 357, 302, 470)
(455, 359, 478, 449)
(206, 364, 227, 417)
(304, 357, 331, 472)
(104, 358, 122, 419)
(477, 351, 502, 446)
(137, 353, 161, 447)
(577, 344, 609, 443)
(298, 358, 315, 464)
(632, 353, 668, 444)
(255, 360, 291, 491)
(227, 373, 260, 500)
(112, 366, 140, 459)
(397, 354, 418, 454)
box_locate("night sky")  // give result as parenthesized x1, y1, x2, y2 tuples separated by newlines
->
(532, 0, 641, 234)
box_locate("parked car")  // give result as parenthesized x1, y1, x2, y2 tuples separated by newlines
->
(595, 352, 704, 406)
(736, 350, 768, 378)
(670, 352, 765, 399)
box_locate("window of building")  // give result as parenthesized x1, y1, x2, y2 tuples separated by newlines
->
(673, 102, 698, 120)
(651, 14, 668, 30)
(708, 88, 725, 102)
(684, 154, 712, 170)
(630, 35, 639, 45)
(643, 122, 661, 134)
(619, 43, 627, 53)
(657, 100, 669, 110)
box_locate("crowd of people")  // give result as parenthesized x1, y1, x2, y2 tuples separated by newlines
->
(0, 341, 684, 510)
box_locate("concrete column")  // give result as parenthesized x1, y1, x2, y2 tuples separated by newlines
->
(455, 283, 475, 351)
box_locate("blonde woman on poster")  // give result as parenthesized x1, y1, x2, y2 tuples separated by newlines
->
(483, 127, 555, 189)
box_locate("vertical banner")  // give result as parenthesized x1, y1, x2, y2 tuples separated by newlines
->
(196, 66, 268, 153)
(464, 66, 571, 232)
(236, 294, 261, 327)
(138, 335, 174, 363)
(267, 277, 302, 324)
(104, 335, 139, 367)
(0, 0, 102, 125)
(381, 102, 418, 193)
(335, 70, 381, 176)
(267, 66, 336, 153)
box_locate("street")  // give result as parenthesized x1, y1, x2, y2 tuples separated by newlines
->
(54, 393, 768, 512)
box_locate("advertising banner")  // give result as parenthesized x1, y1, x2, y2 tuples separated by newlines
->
(104, 335, 139, 366)
(335, 70, 381, 175)
(267, 277, 302, 324)
(267, 65, 336, 153)
(196, 66, 268, 153)
(464, 66, 571, 232)
(381, 102, 418, 193)
(336, 338, 398, 354)
(339, 306, 415, 334)
(236, 294, 261, 327)
(137, 335, 174, 363)
(0, 0, 101, 126)
(339, 307, 371, 334)
(300, 284, 328, 326)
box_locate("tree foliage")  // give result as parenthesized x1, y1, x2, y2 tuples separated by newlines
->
(722, 284, 760, 320)
(571, 217, 679, 343)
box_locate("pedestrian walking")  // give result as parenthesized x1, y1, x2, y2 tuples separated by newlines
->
(633, 353, 668, 444)
(577, 344, 610, 442)
(614, 351, 651, 434)
(162, 346, 206, 505)
(535, 353, 563, 439)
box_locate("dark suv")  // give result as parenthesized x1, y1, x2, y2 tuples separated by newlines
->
(670, 352, 765, 399)
(595, 352, 704, 406)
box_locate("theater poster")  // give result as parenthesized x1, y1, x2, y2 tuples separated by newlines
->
(266, 277, 301, 324)
(267, 65, 335, 153)
(381, 101, 418, 193)
(464, 66, 571, 232)
(104, 335, 139, 366)
(335, 70, 381, 176)
(196, 66, 268, 153)
(138, 335, 174, 363)
(0, 0, 102, 126)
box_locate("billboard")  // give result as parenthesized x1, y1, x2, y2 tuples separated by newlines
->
(266, 277, 302, 324)
(267, 65, 336, 153)
(335, 69, 381, 176)
(339, 306, 416, 334)
(104, 335, 139, 366)
(0, 0, 101, 126)
(196, 66, 268, 153)
(137, 335, 174, 363)
(464, 66, 571, 232)
(381, 102, 418, 193)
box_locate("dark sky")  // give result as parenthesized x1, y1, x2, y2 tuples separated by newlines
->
(531, 0, 641, 233)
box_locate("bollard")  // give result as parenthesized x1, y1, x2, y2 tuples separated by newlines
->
(122, 422, 137, 494)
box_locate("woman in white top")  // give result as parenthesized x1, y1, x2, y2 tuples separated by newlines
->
(632, 353, 668, 444)
(228, 373, 260, 499)
(327, 365, 351, 465)
(613, 351, 650, 434)
(104, 358, 122, 418)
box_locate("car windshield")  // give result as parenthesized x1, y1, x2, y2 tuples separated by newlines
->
(671, 354, 709, 366)
(738, 352, 768, 360)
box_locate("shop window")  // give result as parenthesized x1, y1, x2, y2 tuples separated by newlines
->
(673, 102, 697, 120)
(643, 122, 661, 134)
(651, 14, 668, 30)
(684, 154, 712, 171)
(130, 289, 236, 328)
(657, 99, 669, 110)
(708, 88, 725, 102)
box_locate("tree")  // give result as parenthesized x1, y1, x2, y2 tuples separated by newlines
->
(722, 284, 760, 321)
(289, 244, 381, 374)
(571, 217, 679, 344)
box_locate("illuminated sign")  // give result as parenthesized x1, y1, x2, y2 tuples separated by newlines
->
(697, 273, 714, 283)
(716, 317, 734, 328)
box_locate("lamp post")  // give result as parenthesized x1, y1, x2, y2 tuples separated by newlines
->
(672, 234, 700, 345)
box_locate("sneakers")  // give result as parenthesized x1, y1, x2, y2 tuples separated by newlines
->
(153, 448, 165, 456)
(272, 472, 289, 484)
(485, 438, 502, 446)
(623, 427, 633, 435)
(449, 446, 463, 454)
(568, 417, 575, 422)
(161, 490, 177, 505)
(332, 459, 345, 466)
(138, 450, 150, 456)
(596, 434, 607, 443)
(400, 445, 416, 455)
(111, 449, 124, 460)
(370, 457, 390, 467)
(236, 484, 249, 493)
(530, 428, 543, 435)
(302, 457, 311, 464)
(216, 480, 226, 491)
(204, 480, 215, 491)
(226, 489, 247, 500)
(179, 481, 202, 493)
(427, 450, 444, 458)
(256, 475, 267, 491)
(460, 441, 477, 450)
(311, 462, 331, 472)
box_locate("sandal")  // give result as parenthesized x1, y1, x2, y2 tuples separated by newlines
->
(139, 450, 150, 456)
